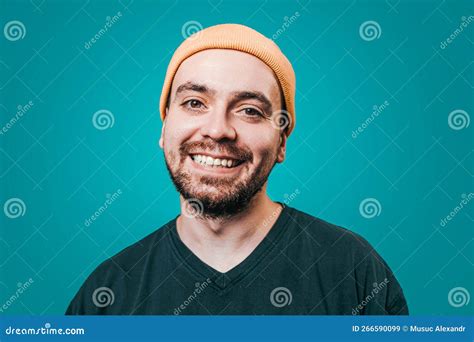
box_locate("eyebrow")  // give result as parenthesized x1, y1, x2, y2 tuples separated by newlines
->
(175, 81, 215, 96)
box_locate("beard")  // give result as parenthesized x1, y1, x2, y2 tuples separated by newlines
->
(164, 139, 277, 220)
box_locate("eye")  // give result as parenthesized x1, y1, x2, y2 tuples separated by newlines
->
(239, 107, 264, 117)
(182, 99, 205, 110)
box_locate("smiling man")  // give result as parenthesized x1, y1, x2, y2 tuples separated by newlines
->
(66, 24, 408, 315)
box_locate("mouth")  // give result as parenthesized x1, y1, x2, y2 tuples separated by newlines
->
(188, 153, 246, 171)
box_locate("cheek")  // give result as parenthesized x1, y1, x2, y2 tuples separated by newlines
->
(239, 129, 280, 161)
(164, 114, 197, 146)
(162, 122, 185, 165)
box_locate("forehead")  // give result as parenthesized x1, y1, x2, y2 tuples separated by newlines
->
(171, 49, 281, 100)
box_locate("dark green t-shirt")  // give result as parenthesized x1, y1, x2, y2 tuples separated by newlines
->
(66, 205, 408, 315)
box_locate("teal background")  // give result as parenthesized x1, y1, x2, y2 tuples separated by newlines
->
(0, 0, 472, 315)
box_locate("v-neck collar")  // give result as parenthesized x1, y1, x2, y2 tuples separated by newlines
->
(168, 203, 291, 291)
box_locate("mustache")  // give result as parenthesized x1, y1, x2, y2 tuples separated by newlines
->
(179, 140, 253, 162)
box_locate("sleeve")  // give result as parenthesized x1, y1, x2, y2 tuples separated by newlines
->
(386, 292, 409, 315)
(64, 261, 112, 315)
(65, 272, 102, 315)
(351, 233, 409, 315)
(65, 288, 86, 315)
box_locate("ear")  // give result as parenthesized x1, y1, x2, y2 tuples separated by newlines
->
(276, 133, 287, 163)
(158, 108, 168, 149)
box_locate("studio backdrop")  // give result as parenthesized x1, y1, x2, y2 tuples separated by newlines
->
(0, 0, 472, 315)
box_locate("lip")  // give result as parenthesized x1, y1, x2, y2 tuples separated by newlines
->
(187, 155, 246, 175)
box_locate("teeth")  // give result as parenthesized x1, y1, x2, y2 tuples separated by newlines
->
(191, 154, 239, 168)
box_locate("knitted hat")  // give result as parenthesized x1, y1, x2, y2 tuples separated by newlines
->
(159, 23, 296, 136)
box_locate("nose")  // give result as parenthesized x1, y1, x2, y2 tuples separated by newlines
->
(199, 107, 237, 141)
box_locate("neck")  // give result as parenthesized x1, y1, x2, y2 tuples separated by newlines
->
(176, 188, 283, 273)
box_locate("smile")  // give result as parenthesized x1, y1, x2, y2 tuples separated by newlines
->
(189, 154, 244, 169)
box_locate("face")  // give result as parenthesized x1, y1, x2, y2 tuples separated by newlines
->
(160, 49, 287, 219)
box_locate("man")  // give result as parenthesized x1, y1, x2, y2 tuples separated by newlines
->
(66, 24, 408, 315)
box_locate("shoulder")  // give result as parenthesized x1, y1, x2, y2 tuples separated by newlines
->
(95, 219, 175, 276)
(65, 220, 175, 314)
(284, 206, 395, 278)
(77, 219, 174, 292)
(286, 206, 375, 255)
(286, 206, 408, 314)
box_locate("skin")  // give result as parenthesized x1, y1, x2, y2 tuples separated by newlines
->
(159, 49, 288, 273)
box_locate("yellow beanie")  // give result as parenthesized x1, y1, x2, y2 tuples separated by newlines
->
(159, 23, 296, 136)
